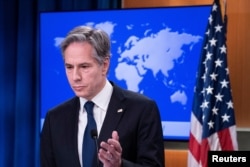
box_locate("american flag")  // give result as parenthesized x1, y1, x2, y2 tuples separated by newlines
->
(188, 0, 238, 167)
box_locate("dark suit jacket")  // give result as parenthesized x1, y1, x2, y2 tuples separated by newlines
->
(40, 82, 165, 167)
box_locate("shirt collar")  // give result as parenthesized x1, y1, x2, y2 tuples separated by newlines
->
(79, 79, 113, 111)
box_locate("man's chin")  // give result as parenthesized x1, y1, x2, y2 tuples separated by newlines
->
(75, 92, 89, 99)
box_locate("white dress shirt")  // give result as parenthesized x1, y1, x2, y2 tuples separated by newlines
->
(78, 80, 113, 166)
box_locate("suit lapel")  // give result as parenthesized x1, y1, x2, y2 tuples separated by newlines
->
(69, 97, 82, 166)
(98, 84, 126, 142)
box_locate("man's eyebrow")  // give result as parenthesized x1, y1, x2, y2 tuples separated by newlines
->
(78, 62, 91, 66)
(64, 62, 91, 66)
(64, 63, 72, 66)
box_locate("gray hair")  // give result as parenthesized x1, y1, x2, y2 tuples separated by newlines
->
(60, 26, 111, 65)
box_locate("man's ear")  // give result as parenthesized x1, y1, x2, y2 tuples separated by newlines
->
(102, 57, 110, 75)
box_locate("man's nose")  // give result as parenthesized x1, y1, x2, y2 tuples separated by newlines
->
(72, 68, 81, 81)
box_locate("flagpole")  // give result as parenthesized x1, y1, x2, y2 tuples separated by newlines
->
(223, 0, 227, 16)
(219, 0, 227, 20)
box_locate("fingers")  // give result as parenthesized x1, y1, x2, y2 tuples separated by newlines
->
(99, 148, 115, 162)
(108, 131, 122, 153)
(100, 141, 117, 155)
(107, 139, 122, 153)
(112, 131, 119, 140)
(98, 131, 122, 166)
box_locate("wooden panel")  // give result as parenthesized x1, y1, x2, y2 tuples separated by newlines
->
(165, 149, 188, 167)
(122, 0, 250, 127)
(122, 0, 212, 8)
(226, 0, 250, 127)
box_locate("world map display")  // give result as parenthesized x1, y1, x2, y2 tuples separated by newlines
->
(40, 6, 211, 139)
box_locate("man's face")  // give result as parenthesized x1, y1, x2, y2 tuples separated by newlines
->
(64, 42, 109, 100)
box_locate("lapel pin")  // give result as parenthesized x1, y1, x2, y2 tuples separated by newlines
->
(117, 108, 123, 113)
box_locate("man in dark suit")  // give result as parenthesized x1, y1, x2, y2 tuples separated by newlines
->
(40, 26, 164, 167)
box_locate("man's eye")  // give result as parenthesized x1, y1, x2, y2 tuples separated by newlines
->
(81, 65, 89, 68)
(66, 65, 73, 69)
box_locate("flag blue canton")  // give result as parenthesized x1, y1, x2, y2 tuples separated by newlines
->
(192, 0, 236, 139)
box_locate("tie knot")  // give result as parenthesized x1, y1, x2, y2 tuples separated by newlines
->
(84, 101, 94, 115)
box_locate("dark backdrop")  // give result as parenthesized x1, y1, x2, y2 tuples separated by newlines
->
(0, 0, 121, 166)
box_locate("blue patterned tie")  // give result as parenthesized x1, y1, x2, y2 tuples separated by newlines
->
(82, 101, 97, 167)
